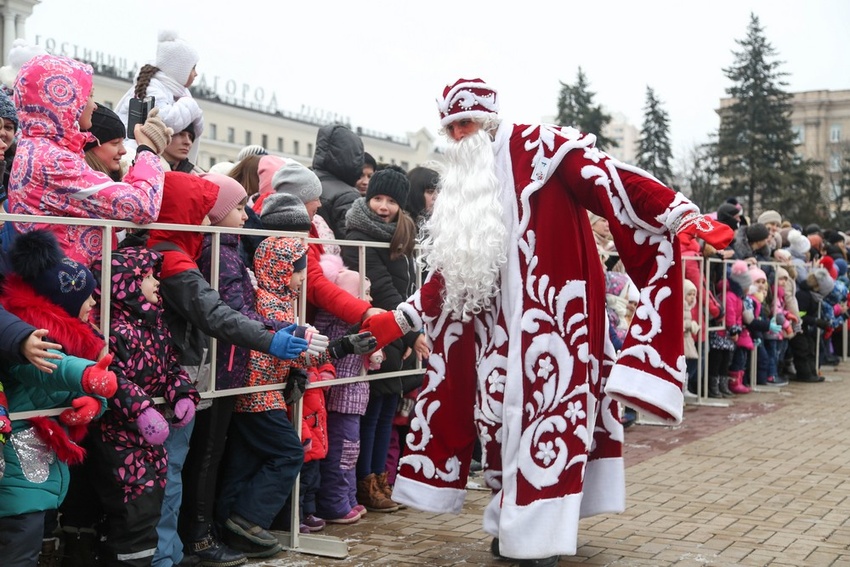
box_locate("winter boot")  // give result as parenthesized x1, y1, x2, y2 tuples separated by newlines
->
(376, 471, 405, 510)
(357, 473, 399, 513)
(60, 528, 103, 567)
(38, 537, 61, 567)
(186, 532, 247, 567)
(718, 375, 735, 397)
(707, 376, 723, 399)
(728, 369, 751, 394)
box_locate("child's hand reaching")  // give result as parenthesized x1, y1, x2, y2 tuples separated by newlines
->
(21, 329, 63, 374)
(82, 354, 117, 398)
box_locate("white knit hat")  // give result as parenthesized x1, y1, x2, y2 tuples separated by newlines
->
(156, 30, 199, 86)
(788, 229, 811, 256)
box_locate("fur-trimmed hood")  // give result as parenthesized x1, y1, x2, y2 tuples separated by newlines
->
(0, 273, 105, 361)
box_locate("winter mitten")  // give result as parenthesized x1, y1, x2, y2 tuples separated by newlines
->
(815, 318, 831, 330)
(834, 303, 845, 317)
(283, 368, 309, 405)
(269, 324, 309, 360)
(360, 309, 416, 350)
(137, 407, 169, 445)
(0, 390, 10, 438)
(327, 331, 377, 359)
(172, 398, 196, 428)
(676, 213, 734, 250)
(292, 326, 330, 356)
(775, 312, 786, 325)
(317, 363, 335, 382)
(136, 107, 173, 155)
(81, 354, 117, 398)
(59, 396, 101, 427)
(769, 319, 782, 334)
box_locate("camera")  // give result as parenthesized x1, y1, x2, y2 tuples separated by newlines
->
(126, 96, 155, 139)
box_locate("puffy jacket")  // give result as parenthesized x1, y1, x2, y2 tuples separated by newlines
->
(8, 54, 164, 266)
(313, 125, 364, 240)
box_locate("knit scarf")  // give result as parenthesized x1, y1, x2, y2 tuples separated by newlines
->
(345, 197, 396, 243)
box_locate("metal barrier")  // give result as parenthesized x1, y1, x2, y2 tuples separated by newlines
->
(2, 212, 425, 559)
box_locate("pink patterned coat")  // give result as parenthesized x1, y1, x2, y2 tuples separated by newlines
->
(8, 54, 163, 267)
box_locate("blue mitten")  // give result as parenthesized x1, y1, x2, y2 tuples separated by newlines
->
(269, 324, 309, 360)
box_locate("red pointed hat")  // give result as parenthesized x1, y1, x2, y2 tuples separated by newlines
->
(437, 78, 499, 127)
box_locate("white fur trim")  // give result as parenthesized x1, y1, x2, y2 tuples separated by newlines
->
(579, 457, 626, 517)
(397, 302, 423, 332)
(605, 365, 684, 424)
(439, 109, 497, 128)
(393, 475, 466, 514)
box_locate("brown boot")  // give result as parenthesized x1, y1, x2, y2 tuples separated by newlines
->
(376, 471, 405, 510)
(357, 473, 399, 513)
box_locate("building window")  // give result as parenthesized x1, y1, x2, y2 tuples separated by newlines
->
(792, 124, 804, 145)
(209, 157, 217, 168)
(209, 123, 217, 140)
(307, 143, 314, 158)
(261, 134, 268, 150)
(277, 137, 284, 152)
(103, 101, 114, 109)
(831, 124, 842, 143)
(245, 131, 252, 145)
(293, 140, 300, 155)
(830, 153, 842, 173)
(227, 127, 235, 144)
(401, 161, 409, 171)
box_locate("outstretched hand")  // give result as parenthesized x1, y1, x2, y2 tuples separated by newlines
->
(21, 329, 63, 374)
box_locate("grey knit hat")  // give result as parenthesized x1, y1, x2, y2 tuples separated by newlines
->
(0, 88, 17, 129)
(272, 160, 322, 204)
(261, 192, 311, 232)
(809, 267, 835, 296)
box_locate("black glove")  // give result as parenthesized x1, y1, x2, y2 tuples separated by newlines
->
(815, 319, 831, 330)
(283, 368, 309, 405)
(327, 331, 377, 359)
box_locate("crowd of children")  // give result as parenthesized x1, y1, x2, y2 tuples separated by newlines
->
(682, 201, 848, 402)
(0, 31, 437, 567)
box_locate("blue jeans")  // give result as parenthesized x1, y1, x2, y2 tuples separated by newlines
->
(152, 417, 195, 567)
(357, 392, 397, 479)
(216, 410, 304, 529)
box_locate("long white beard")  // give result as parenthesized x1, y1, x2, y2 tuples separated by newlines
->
(421, 129, 508, 321)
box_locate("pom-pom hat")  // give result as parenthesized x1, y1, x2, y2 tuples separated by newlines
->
(155, 30, 199, 86)
(810, 267, 835, 296)
(728, 260, 752, 292)
(788, 229, 811, 255)
(10, 230, 96, 318)
(437, 78, 499, 128)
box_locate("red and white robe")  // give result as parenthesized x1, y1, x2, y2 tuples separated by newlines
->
(393, 122, 696, 559)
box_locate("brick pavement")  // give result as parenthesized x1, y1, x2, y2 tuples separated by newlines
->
(250, 364, 850, 566)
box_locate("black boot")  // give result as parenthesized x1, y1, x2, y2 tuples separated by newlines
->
(187, 533, 246, 567)
(60, 528, 103, 567)
(519, 557, 560, 567)
(718, 376, 735, 397)
(707, 376, 722, 399)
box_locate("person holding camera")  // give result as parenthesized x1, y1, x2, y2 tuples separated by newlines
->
(6, 53, 172, 268)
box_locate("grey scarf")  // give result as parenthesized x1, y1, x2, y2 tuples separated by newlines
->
(345, 197, 396, 242)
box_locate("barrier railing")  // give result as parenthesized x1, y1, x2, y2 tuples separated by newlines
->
(2, 212, 425, 559)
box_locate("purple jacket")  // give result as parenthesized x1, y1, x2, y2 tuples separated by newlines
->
(199, 233, 285, 389)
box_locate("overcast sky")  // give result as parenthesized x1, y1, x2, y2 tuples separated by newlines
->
(24, 0, 850, 161)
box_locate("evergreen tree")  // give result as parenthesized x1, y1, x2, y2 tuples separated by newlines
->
(635, 86, 674, 186)
(680, 141, 723, 213)
(715, 13, 804, 220)
(556, 67, 618, 150)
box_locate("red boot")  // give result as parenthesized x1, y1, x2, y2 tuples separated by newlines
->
(728, 370, 751, 394)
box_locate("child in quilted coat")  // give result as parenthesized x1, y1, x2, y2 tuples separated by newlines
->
(0, 231, 121, 566)
(88, 246, 199, 567)
(7, 53, 171, 267)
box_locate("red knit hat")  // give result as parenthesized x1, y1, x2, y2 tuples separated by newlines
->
(437, 78, 499, 127)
